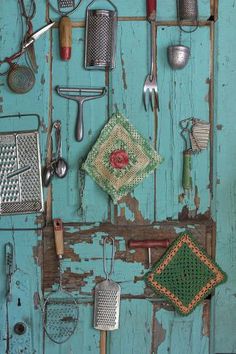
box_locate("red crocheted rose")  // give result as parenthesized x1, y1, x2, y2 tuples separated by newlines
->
(109, 150, 129, 169)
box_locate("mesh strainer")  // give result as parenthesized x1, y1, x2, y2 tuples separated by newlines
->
(7, 64, 35, 94)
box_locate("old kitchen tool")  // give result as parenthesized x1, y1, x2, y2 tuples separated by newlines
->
(59, 16, 72, 61)
(180, 117, 210, 192)
(7, 64, 35, 94)
(52, 120, 68, 178)
(143, 0, 160, 112)
(94, 236, 120, 331)
(0, 114, 43, 215)
(0, 22, 54, 74)
(177, 0, 198, 33)
(48, 0, 82, 15)
(129, 239, 170, 269)
(43, 219, 79, 344)
(85, 0, 118, 70)
(19, 0, 38, 73)
(167, 45, 190, 70)
(56, 86, 106, 141)
(5, 242, 15, 354)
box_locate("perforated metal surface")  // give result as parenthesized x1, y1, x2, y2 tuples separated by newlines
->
(94, 280, 120, 331)
(178, 0, 198, 21)
(57, 0, 75, 8)
(85, 9, 117, 70)
(0, 132, 43, 214)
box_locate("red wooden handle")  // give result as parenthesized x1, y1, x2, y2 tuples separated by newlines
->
(147, 0, 156, 20)
(129, 239, 170, 249)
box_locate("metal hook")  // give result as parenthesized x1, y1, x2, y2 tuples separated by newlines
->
(103, 236, 115, 280)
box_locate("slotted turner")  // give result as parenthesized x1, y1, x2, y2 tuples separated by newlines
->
(94, 236, 120, 331)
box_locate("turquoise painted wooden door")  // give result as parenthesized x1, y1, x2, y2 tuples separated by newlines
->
(0, 1, 235, 353)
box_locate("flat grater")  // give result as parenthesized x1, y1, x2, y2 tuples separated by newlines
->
(85, 0, 118, 70)
(0, 114, 43, 215)
(57, 0, 75, 9)
(94, 236, 120, 331)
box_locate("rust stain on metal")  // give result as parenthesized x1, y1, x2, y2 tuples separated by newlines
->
(151, 305, 166, 354)
(120, 51, 128, 90)
(116, 194, 150, 224)
(202, 301, 210, 337)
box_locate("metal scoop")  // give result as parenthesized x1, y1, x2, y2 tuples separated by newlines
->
(94, 236, 120, 331)
(56, 86, 106, 142)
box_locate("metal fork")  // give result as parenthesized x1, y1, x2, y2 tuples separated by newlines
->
(143, 0, 160, 112)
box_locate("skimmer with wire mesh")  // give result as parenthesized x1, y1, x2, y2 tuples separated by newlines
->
(94, 236, 120, 331)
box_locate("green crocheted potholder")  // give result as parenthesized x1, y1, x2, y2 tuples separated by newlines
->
(83, 113, 162, 203)
(145, 232, 227, 315)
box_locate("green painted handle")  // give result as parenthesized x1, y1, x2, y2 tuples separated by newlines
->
(182, 150, 192, 191)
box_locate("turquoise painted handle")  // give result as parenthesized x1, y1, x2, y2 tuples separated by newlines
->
(182, 150, 192, 191)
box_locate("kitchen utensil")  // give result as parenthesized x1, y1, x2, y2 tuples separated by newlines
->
(7, 64, 35, 94)
(48, 0, 82, 16)
(19, 0, 38, 73)
(94, 236, 120, 331)
(180, 119, 193, 192)
(85, 0, 118, 70)
(190, 118, 210, 152)
(56, 86, 106, 142)
(177, 0, 198, 33)
(59, 16, 72, 60)
(43, 219, 79, 344)
(167, 45, 190, 70)
(143, 0, 160, 112)
(42, 162, 55, 187)
(0, 22, 54, 80)
(5, 242, 15, 354)
(129, 239, 170, 269)
(58, 0, 75, 9)
(180, 117, 210, 192)
(177, 0, 198, 21)
(0, 114, 43, 215)
(53, 120, 68, 178)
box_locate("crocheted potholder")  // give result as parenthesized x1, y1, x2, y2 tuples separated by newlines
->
(145, 232, 227, 316)
(83, 113, 162, 203)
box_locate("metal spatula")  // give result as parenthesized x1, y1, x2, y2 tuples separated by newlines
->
(94, 236, 120, 331)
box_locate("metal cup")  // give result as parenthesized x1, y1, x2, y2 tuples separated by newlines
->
(167, 45, 190, 70)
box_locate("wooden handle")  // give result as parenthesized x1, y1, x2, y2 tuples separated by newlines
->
(147, 0, 156, 21)
(53, 219, 64, 258)
(182, 150, 192, 191)
(100, 330, 106, 354)
(59, 16, 72, 61)
(129, 239, 170, 249)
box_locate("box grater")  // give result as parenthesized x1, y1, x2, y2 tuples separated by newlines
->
(0, 114, 43, 215)
(85, 0, 118, 71)
(94, 236, 120, 331)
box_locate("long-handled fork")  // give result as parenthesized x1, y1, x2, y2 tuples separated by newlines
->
(143, 0, 160, 112)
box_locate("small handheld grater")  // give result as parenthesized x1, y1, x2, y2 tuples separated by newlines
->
(94, 236, 121, 331)
(57, 0, 75, 9)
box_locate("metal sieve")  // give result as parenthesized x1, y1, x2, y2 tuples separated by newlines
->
(85, 0, 118, 70)
(7, 64, 35, 94)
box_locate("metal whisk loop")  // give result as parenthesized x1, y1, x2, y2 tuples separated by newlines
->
(103, 236, 115, 280)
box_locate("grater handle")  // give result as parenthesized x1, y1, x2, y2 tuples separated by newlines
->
(147, 0, 156, 21)
(87, 0, 118, 13)
(0, 113, 40, 132)
(53, 219, 64, 259)
(129, 239, 170, 249)
(100, 331, 106, 354)
(103, 236, 115, 280)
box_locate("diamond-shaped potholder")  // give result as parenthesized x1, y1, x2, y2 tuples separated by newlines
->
(145, 232, 227, 316)
(82, 113, 162, 203)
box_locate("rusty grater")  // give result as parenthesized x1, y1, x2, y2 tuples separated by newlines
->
(94, 236, 120, 331)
